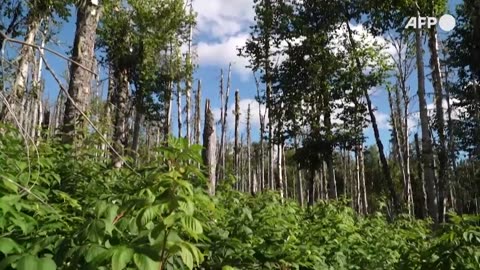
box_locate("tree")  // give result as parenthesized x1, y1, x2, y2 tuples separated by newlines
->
(62, 0, 99, 143)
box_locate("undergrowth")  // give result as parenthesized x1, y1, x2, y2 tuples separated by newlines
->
(0, 125, 479, 269)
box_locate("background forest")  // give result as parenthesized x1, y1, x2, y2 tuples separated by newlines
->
(0, 0, 479, 269)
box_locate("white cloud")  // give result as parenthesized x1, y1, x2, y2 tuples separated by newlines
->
(197, 33, 251, 79)
(193, 0, 254, 39)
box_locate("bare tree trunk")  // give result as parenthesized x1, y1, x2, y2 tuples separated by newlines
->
(359, 144, 368, 215)
(234, 89, 240, 178)
(324, 110, 337, 200)
(111, 67, 129, 168)
(415, 133, 428, 218)
(194, 80, 201, 145)
(62, 2, 100, 143)
(203, 99, 217, 195)
(176, 82, 182, 138)
(428, 26, 448, 223)
(401, 86, 414, 216)
(294, 136, 304, 206)
(185, 0, 193, 145)
(221, 65, 232, 176)
(444, 65, 457, 211)
(247, 104, 252, 194)
(1, 13, 42, 123)
(131, 109, 143, 161)
(217, 69, 224, 180)
(163, 80, 173, 143)
(255, 75, 266, 191)
(276, 142, 284, 198)
(415, 14, 438, 222)
(283, 144, 288, 198)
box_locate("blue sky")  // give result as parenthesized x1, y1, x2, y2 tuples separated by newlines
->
(36, 0, 463, 151)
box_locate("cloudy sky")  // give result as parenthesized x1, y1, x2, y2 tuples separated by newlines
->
(40, 0, 462, 149)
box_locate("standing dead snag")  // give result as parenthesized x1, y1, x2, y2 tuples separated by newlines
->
(234, 89, 241, 180)
(203, 99, 217, 195)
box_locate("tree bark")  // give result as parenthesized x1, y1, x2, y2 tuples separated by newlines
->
(1, 13, 42, 123)
(194, 80, 202, 145)
(428, 26, 448, 223)
(176, 82, 182, 138)
(62, 2, 100, 143)
(234, 89, 240, 178)
(111, 67, 129, 168)
(202, 99, 217, 195)
(414, 14, 438, 222)
(247, 104, 253, 194)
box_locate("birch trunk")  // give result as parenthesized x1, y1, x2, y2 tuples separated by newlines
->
(2, 13, 41, 123)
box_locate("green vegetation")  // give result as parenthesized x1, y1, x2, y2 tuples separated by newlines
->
(1, 126, 478, 270)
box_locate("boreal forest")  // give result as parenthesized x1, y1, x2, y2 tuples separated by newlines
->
(0, 0, 479, 269)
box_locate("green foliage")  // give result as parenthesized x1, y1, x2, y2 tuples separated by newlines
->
(0, 126, 479, 269)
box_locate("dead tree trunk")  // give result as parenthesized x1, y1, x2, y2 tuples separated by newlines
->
(1, 13, 42, 123)
(203, 99, 217, 195)
(194, 80, 201, 145)
(415, 133, 428, 218)
(234, 89, 240, 178)
(176, 82, 182, 138)
(247, 104, 252, 194)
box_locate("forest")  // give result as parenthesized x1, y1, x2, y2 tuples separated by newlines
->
(0, 0, 479, 269)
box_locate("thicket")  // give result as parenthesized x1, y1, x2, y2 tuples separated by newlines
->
(1, 125, 479, 270)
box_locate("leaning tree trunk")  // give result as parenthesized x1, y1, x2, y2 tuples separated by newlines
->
(345, 21, 399, 215)
(62, 1, 100, 143)
(415, 18, 438, 223)
(428, 26, 448, 223)
(202, 99, 217, 195)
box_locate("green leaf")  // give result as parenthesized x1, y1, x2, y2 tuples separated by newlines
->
(11, 255, 36, 270)
(178, 244, 193, 269)
(85, 245, 108, 263)
(181, 216, 203, 238)
(0, 238, 22, 255)
(37, 258, 57, 270)
(112, 246, 134, 270)
(133, 253, 160, 270)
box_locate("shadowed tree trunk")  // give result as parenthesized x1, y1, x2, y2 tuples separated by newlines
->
(62, 1, 100, 143)
(428, 25, 448, 223)
(111, 67, 129, 168)
(414, 10, 438, 222)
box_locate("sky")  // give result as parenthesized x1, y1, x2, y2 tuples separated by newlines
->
(35, 0, 463, 151)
